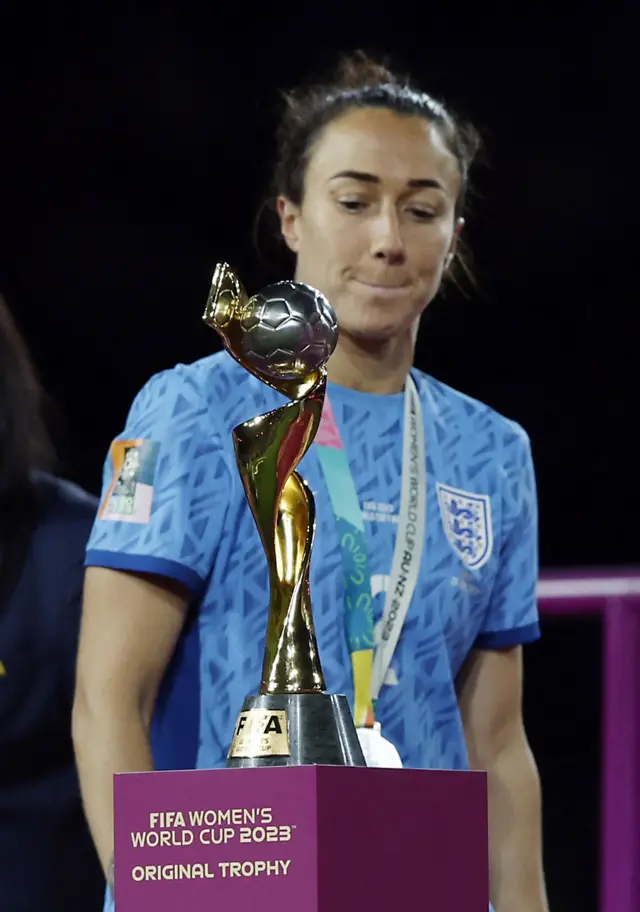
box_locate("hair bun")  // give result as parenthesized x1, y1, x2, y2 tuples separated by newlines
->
(331, 49, 400, 91)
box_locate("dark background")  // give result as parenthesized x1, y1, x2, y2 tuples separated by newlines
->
(0, 3, 633, 909)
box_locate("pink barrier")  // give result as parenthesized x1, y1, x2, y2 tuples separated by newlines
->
(538, 570, 640, 912)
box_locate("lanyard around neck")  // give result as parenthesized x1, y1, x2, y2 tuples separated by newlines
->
(315, 375, 427, 726)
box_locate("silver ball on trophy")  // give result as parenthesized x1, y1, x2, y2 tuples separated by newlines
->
(240, 281, 338, 380)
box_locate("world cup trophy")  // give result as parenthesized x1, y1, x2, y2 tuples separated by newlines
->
(203, 263, 366, 768)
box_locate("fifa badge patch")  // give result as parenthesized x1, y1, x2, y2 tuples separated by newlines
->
(99, 439, 159, 524)
(436, 482, 493, 571)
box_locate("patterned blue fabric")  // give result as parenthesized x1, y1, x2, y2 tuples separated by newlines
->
(87, 351, 539, 778)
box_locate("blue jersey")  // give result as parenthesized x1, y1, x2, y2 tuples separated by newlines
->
(87, 351, 540, 774)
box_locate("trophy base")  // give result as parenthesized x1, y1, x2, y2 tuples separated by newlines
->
(226, 693, 366, 768)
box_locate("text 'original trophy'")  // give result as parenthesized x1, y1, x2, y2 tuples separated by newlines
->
(203, 263, 366, 769)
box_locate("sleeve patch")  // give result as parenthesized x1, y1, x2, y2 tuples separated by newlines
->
(99, 439, 160, 524)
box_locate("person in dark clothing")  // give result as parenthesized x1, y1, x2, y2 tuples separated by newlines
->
(0, 294, 104, 910)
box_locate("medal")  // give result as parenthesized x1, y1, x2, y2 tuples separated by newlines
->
(357, 723, 403, 768)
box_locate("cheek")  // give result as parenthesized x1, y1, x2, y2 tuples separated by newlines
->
(302, 210, 355, 268)
(410, 225, 454, 274)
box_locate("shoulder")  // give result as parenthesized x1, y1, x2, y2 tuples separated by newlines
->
(35, 474, 98, 528)
(25, 475, 98, 581)
(10, 478, 97, 656)
(127, 353, 226, 413)
(416, 373, 537, 541)
(134, 351, 254, 399)
(128, 352, 273, 431)
(415, 370, 531, 456)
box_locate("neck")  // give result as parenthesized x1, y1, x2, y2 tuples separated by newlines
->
(326, 326, 417, 394)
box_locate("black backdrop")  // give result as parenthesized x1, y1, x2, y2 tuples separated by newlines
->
(0, 3, 633, 908)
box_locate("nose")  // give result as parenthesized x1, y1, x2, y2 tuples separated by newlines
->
(370, 207, 406, 266)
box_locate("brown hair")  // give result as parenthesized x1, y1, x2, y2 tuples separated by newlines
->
(256, 50, 482, 288)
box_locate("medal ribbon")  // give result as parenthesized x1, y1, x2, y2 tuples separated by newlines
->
(315, 374, 426, 728)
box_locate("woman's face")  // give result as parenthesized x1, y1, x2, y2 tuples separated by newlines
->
(278, 106, 463, 345)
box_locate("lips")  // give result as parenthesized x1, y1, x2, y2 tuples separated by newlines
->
(363, 283, 409, 289)
(352, 279, 412, 294)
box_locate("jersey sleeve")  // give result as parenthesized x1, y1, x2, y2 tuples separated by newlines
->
(85, 366, 231, 594)
(474, 423, 541, 650)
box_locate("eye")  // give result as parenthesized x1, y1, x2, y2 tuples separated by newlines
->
(409, 207, 436, 222)
(338, 199, 367, 213)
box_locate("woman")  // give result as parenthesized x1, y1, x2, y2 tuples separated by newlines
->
(0, 295, 104, 910)
(73, 53, 548, 911)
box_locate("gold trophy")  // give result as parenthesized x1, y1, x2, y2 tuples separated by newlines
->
(203, 263, 365, 768)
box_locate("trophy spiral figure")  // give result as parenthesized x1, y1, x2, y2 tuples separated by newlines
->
(203, 263, 338, 696)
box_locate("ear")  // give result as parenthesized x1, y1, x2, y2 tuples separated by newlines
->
(444, 217, 465, 272)
(276, 196, 302, 254)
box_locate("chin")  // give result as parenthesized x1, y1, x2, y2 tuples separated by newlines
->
(334, 292, 428, 344)
(338, 320, 409, 346)
(337, 310, 419, 345)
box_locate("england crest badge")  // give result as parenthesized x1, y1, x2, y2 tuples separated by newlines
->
(436, 482, 494, 571)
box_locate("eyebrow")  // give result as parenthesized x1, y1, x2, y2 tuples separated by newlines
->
(329, 170, 444, 191)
